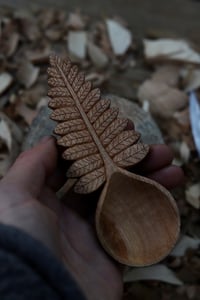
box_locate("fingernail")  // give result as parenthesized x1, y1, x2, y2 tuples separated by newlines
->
(39, 136, 53, 144)
(126, 119, 135, 130)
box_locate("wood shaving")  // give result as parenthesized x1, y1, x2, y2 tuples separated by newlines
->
(106, 19, 132, 55)
(0, 73, 13, 95)
(185, 183, 200, 209)
(68, 31, 87, 59)
(67, 12, 85, 30)
(182, 68, 200, 92)
(16, 102, 37, 125)
(152, 65, 181, 87)
(180, 141, 190, 163)
(138, 80, 188, 118)
(87, 41, 108, 68)
(17, 62, 40, 88)
(144, 39, 200, 64)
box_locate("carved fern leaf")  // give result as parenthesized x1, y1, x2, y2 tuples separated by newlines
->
(48, 54, 149, 194)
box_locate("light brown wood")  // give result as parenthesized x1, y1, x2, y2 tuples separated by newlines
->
(48, 54, 149, 193)
(96, 168, 180, 266)
(47, 54, 180, 266)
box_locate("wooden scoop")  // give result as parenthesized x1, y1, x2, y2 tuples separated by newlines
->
(48, 54, 180, 266)
(96, 167, 180, 266)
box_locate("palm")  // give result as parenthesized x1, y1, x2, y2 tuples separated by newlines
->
(39, 185, 123, 300)
(0, 138, 184, 300)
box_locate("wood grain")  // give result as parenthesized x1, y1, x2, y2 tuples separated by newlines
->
(48, 54, 149, 193)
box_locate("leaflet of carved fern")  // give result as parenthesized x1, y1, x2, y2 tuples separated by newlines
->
(48, 54, 149, 194)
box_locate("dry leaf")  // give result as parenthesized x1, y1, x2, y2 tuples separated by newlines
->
(48, 55, 149, 193)
(138, 80, 188, 118)
(68, 31, 87, 59)
(124, 264, 183, 285)
(87, 41, 108, 69)
(185, 183, 200, 209)
(171, 235, 200, 257)
(17, 61, 40, 88)
(0, 73, 13, 95)
(106, 19, 132, 55)
(144, 39, 200, 64)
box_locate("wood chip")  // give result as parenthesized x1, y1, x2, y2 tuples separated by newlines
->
(152, 65, 180, 87)
(25, 47, 51, 63)
(138, 80, 188, 118)
(180, 141, 190, 163)
(124, 264, 183, 285)
(186, 183, 200, 209)
(144, 39, 200, 64)
(5, 32, 20, 57)
(173, 108, 190, 131)
(37, 97, 49, 110)
(19, 17, 41, 41)
(16, 103, 37, 125)
(87, 41, 108, 69)
(189, 92, 200, 156)
(106, 19, 132, 55)
(171, 235, 200, 257)
(183, 68, 200, 92)
(0, 118, 12, 152)
(45, 27, 63, 41)
(17, 62, 40, 88)
(67, 12, 85, 29)
(0, 73, 13, 95)
(68, 31, 87, 59)
(0, 113, 23, 177)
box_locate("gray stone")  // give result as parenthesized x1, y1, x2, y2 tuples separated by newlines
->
(23, 95, 163, 150)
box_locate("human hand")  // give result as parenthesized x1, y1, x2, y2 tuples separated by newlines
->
(0, 136, 184, 300)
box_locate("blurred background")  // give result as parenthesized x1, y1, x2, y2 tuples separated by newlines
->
(0, 0, 200, 299)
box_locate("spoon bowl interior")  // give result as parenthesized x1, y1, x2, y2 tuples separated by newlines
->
(96, 169, 180, 266)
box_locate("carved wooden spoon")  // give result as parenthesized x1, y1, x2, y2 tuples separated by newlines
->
(48, 54, 180, 266)
(96, 167, 180, 266)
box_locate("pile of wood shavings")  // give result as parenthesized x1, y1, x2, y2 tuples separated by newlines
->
(0, 6, 199, 300)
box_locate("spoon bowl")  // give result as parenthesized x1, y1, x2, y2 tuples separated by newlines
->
(96, 168, 180, 266)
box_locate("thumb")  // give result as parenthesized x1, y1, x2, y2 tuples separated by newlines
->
(2, 136, 58, 197)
